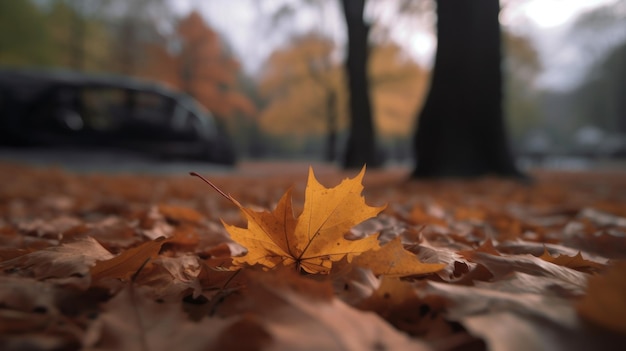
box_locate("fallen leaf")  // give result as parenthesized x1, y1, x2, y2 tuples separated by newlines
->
(86, 286, 232, 350)
(133, 254, 203, 301)
(198, 167, 385, 273)
(0, 237, 113, 279)
(538, 248, 605, 273)
(90, 238, 168, 282)
(472, 238, 501, 256)
(423, 280, 579, 326)
(230, 269, 431, 351)
(460, 311, 615, 351)
(0, 310, 84, 350)
(577, 261, 626, 334)
(462, 251, 588, 291)
(16, 216, 82, 239)
(0, 277, 60, 314)
(353, 236, 445, 277)
(357, 277, 453, 339)
(158, 204, 205, 225)
(474, 271, 584, 298)
(415, 238, 478, 281)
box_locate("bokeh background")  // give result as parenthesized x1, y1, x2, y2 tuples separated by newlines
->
(1, 0, 625, 170)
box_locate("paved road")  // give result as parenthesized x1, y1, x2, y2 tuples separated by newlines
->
(0, 147, 350, 178)
(0, 147, 234, 175)
(2, 147, 624, 177)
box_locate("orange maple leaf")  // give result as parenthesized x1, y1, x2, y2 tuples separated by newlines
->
(353, 236, 445, 277)
(192, 167, 385, 273)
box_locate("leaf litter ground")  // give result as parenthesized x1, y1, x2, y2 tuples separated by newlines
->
(0, 161, 625, 350)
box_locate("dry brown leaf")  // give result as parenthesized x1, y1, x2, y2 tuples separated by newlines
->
(462, 251, 588, 290)
(86, 286, 232, 350)
(0, 277, 60, 314)
(538, 248, 605, 273)
(577, 261, 626, 334)
(357, 277, 453, 339)
(415, 238, 478, 281)
(0, 310, 84, 350)
(472, 238, 501, 256)
(231, 270, 432, 351)
(353, 236, 445, 277)
(0, 237, 113, 279)
(133, 254, 203, 301)
(158, 204, 205, 225)
(90, 238, 168, 282)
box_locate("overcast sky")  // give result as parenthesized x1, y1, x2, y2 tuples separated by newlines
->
(171, 0, 626, 91)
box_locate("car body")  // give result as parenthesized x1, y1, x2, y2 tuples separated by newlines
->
(0, 68, 236, 165)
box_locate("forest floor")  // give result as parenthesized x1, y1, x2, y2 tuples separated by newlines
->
(0, 160, 625, 350)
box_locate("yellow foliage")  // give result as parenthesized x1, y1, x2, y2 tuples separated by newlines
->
(258, 36, 429, 138)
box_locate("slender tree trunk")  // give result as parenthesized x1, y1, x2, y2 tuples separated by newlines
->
(341, 0, 379, 169)
(326, 91, 338, 162)
(412, 0, 521, 178)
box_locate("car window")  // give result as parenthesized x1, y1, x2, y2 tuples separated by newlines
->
(81, 88, 127, 131)
(132, 91, 174, 125)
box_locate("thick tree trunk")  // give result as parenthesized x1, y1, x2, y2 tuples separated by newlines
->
(412, 0, 521, 178)
(341, 0, 379, 169)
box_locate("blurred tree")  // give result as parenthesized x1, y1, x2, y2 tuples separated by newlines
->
(412, 0, 521, 178)
(94, 0, 171, 76)
(258, 33, 428, 161)
(258, 34, 345, 161)
(341, 0, 378, 168)
(0, 0, 55, 66)
(144, 11, 256, 119)
(177, 12, 255, 118)
(258, 0, 430, 164)
(502, 31, 542, 147)
(569, 5, 626, 136)
(369, 43, 428, 140)
(45, 0, 112, 71)
(0, 0, 114, 71)
(575, 41, 626, 135)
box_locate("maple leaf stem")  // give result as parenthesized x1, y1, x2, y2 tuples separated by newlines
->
(189, 172, 232, 202)
(130, 257, 151, 283)
(221, 268, 242, 290)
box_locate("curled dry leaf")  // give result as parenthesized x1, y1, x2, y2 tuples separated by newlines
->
(1, 237, 113, 279)
(132, 254, 203, 301)
(538, 248, 605, 273)
(462, 251, 589, 291)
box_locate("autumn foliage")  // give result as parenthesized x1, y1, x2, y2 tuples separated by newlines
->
(258, 35, 428, 139)
(143, 11, 256, 119)
(0, 162, 625, 350)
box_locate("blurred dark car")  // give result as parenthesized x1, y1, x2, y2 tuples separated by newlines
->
(0, 68, 236, 165)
